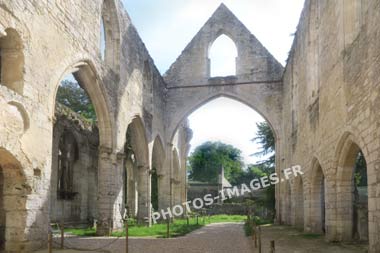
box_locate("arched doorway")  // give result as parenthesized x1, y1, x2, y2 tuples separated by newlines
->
(0, 148, 30, 252)
(51, 71, 100, 225)
(310, 159, 326, 234)
(123, 117, 150, 224)
(169, 96, 276, 220)
(336, 135, 368, 242)
(151, 136, 165, 211)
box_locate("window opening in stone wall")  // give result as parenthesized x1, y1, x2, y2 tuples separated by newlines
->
(209, 34, 237, 77)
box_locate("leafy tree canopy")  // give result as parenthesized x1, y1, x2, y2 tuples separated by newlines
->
(251, 121, 275, 172)
(56, 80, 96, 121)
(250, 121, 276, 210)
(188, 141, 244, 184)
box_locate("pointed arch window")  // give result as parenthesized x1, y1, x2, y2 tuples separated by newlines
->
(209, 34, 238, 77)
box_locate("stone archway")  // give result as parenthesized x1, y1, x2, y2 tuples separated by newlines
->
(51, 60, 113, 150)
(124, 117, 150, 224)
(51, 60, 114, 235)
(151, 136, 165, 211)
(163, 4, 283, 224)
(310, 159, 326, 234)
(0, 148, 30, 252)
(336, 133, 369, 242)
(167, 93, 280, 149)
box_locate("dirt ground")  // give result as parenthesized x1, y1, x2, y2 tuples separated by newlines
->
(35, 223, 368, 253)
(256, 225, 368, 253)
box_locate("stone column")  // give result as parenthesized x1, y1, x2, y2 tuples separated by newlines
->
(157, 143, 173, 212)
(158, 163, 171, 211)
(96, 147, 123, 235)
(137, 165, 151, 226)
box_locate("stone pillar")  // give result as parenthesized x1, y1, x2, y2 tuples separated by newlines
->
(96, 147, 123, 235)
(24, 167, 50, 251)
(368, 161, 380, 253)
(137, 165, 151, 225)
(158, 149, 172, 211)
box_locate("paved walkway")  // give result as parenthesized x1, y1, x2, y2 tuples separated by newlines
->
(35, 223, 368, 253)
(36, 222, 253, 253)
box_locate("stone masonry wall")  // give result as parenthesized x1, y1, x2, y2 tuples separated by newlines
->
(277, 0, 380, 252)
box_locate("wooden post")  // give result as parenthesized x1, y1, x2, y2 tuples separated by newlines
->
(48, 230, 52, 253)
(270, 240, 275, 253)
(186, 216, 189, 226)
(125, 220, 129, 253)
(60, 222, 64, 249)
(196, 215, 199, 225)
(166, 218, 170, 238)
(252, 221, 257, 248)
(258, 226, 262, 253)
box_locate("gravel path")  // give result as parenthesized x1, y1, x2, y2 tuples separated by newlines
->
(35, 223, 369, 253)
(36, 222, 253, 253)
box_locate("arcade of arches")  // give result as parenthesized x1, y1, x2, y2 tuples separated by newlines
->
(0, 0, 380, 252)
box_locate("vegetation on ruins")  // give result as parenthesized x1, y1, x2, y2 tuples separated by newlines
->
(56, 80, 97, 121)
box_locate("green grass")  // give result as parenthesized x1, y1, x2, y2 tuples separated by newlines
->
(244, 216, 273, 236)
(300, 233, 322, 239)
(207, 214, 246, 223)
(65, 227, 96, 236)
(65, 214, 246, 238)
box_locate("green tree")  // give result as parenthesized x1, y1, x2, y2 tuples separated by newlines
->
(56, 80, 96, 121)
(188, 141, 244, 184)
(251, 121, 276, 211)
(252, 121, 275, 172)
(354, 150, 367, 187)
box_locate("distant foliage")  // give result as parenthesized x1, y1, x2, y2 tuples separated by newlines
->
(56, 80, 96, 121)
(354, 151, 367, 187)
(188, 141, 244, 184)
(250, 121, 276, 210)
(251, 121, 275, 169)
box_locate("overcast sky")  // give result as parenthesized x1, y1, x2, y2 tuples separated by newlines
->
(121, 0, 305, 164)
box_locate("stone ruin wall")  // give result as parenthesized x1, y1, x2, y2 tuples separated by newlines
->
(278, 0, 380, 251)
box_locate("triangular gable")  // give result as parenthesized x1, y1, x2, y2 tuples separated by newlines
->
(164, 3, 283, 87)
